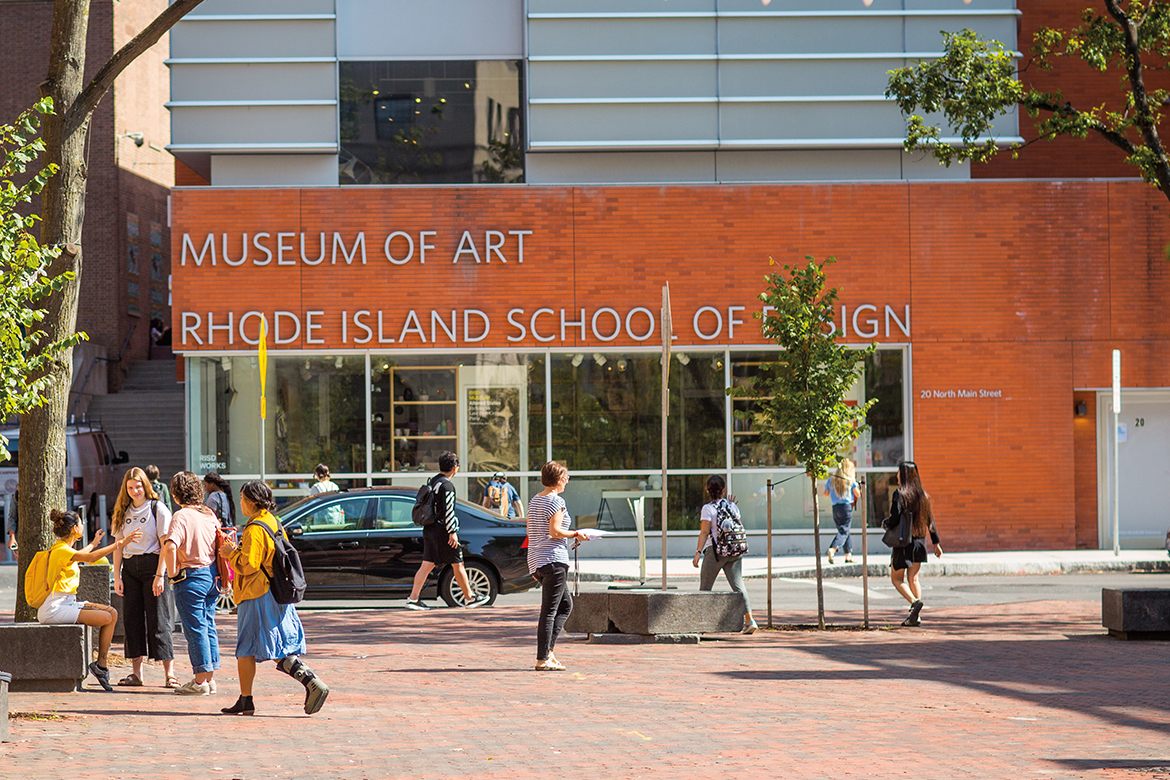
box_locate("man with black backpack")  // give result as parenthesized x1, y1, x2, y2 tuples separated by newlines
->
(405, 452, 489, 610)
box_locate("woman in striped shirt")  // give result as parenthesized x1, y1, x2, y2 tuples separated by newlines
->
(527, 461, 587, 671)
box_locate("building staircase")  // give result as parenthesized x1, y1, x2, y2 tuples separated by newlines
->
(86, 360, 186, 483)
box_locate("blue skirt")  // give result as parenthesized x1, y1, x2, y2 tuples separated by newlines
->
(235, 590, 307, 662)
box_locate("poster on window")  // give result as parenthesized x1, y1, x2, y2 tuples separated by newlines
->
(466, 387, 520, 473)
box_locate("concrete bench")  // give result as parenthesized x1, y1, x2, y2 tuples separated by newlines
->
(0, 623, 93, 692)
(0, 564, 109, 692)
(1102, 588, 1170, 639)
(565, 591, 745, 638)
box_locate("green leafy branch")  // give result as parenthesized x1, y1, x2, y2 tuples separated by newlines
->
(886, 2, 1170, 199)
(0, 98, 88, 460)
(727, 256, 876, 480)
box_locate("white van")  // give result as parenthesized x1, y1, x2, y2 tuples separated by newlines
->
(0, 424, 128, 532)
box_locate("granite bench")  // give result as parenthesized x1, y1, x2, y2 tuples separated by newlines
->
(1102, 588, 1170, 639)
(0, 623, 93, 692)
(0, 564, 109, 692)
(565, 590, 746, 640)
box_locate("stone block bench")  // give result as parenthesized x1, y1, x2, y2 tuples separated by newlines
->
(0, 564, 109, 692)
(0, 623, 93, 692)
(1102, 588, 1170, 639)
(565, 590, 745, 641)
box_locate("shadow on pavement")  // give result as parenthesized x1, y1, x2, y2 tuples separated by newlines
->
(714, 605, 1170, 738)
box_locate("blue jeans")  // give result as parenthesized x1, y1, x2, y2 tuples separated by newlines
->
(173, 564, 221, 674)
(829, 503, 853, 555)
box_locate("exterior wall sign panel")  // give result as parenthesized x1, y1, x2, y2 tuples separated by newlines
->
(171, 180, 1170, 551)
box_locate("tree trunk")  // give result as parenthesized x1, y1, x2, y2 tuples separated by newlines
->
(811, 474, 825, 630)
(15, 0, 91, 623)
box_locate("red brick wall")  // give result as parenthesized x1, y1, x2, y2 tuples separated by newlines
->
(0, 1, 172, 393)
(1073, 390, 1098, 549)
(175, 160, 210, 187)
(975, 0, 1170, 180)
(170, 181, 1170, 551)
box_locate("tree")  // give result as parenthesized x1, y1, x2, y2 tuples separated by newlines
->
(886, 2, 1170, 204)
(15, 0, 207, 622)
(728, 257, 875, 630)
(0, 99, 86, 460)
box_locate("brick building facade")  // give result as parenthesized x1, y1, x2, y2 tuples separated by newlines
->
(0, 0, 173, 399)
(161, 0, 1170, 554)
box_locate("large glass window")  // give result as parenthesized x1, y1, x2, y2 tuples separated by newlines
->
(549, 351, 726, 472)
(186, 346, 906, 539)
(729, 349, 904, 470)
(371, 353, 540, 476)
(551, 354, 662, 471)
(340, 60, 524, 184)
(188, 355, 366, 476)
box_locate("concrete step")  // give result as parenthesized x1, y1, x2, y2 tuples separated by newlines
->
(120, 359, 182, 393)
(87, 388, 187, 477)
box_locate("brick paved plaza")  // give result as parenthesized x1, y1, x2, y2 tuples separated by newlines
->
(3, 600, 1168, 780)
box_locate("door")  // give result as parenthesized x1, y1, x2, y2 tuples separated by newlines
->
(287, 496, 373, 593)
(1097, 390, 1170, 548)
(362, 495, 425, 592)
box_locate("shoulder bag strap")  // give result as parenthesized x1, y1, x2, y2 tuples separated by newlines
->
(242, 519, 280, 580)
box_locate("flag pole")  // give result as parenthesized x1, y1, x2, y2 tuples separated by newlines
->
(661, 283, 672, 589)
(259, 317, 268, 483)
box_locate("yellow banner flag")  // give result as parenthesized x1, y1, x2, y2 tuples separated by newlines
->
(258, 317, 268, 420)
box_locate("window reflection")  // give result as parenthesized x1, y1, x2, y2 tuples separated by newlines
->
(339, 60, 524, 184)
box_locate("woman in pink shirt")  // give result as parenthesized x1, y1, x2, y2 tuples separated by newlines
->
(164, 471, 222, 696)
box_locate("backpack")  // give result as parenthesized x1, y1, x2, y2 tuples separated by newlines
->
(486, 482, 507, 514)
(245, 519, 306, 604)
(412, 476, 443, 527)
(712, 499, 748, 559)
(24, 548, 53, 608)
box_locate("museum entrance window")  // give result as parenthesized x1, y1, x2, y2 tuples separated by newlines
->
(371, 354, 535, 477)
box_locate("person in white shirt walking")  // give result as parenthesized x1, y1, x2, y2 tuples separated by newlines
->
(527, 461, 587, 671)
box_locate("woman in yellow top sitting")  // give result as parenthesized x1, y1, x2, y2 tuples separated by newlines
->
(219, 481, 329, 716)
(39, 509, 141, 691)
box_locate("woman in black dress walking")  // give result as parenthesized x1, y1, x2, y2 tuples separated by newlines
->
(888, 462, 943, 626)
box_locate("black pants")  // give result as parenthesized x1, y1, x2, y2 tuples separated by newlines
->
(122, 552, 175, 661)
(535, 562, 572, 662)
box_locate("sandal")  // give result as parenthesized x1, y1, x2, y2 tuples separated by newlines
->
(117, 673, 144, 687)
(165, 676, 181, 689)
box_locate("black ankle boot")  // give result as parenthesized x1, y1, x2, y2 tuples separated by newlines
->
(221, 695, 255, 715)
(278, 655, 330, 715)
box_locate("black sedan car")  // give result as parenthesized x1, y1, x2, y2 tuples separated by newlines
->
(276, 487, 535, 606)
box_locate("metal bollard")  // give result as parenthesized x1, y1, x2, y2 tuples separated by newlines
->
(0, 670, 10, 742)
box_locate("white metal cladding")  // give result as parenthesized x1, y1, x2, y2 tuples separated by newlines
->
(169, 105, 338, 147)
(526, 1, 1020, 153)
(336, 0, 523, 60)
(182, 0, 334, 13)
(168, 6, 339, 162)
(170, 63, 336, 102)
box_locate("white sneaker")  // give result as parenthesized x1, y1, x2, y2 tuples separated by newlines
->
(208, 679, 217, 695)
(174, 678, 210, 696)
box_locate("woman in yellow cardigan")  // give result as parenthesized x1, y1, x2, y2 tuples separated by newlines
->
(218, 481, 329, 716)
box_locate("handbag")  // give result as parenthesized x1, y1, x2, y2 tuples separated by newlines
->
(881, 511, 912, 549)
(213, 525, 237, 594)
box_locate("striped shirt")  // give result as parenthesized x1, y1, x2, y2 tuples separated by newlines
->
(526, 493, 571, 573)
(431, 475, 459, 534)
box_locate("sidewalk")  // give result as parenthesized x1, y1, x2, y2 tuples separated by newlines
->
(573, 548, 1170, 582)
(4, 600, 1170, 779)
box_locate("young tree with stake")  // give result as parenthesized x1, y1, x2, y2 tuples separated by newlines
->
(728, 256, 875, 630)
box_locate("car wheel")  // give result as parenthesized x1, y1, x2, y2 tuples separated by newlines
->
(438, 560, 498, 607)
(215, 588, 236, 614)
